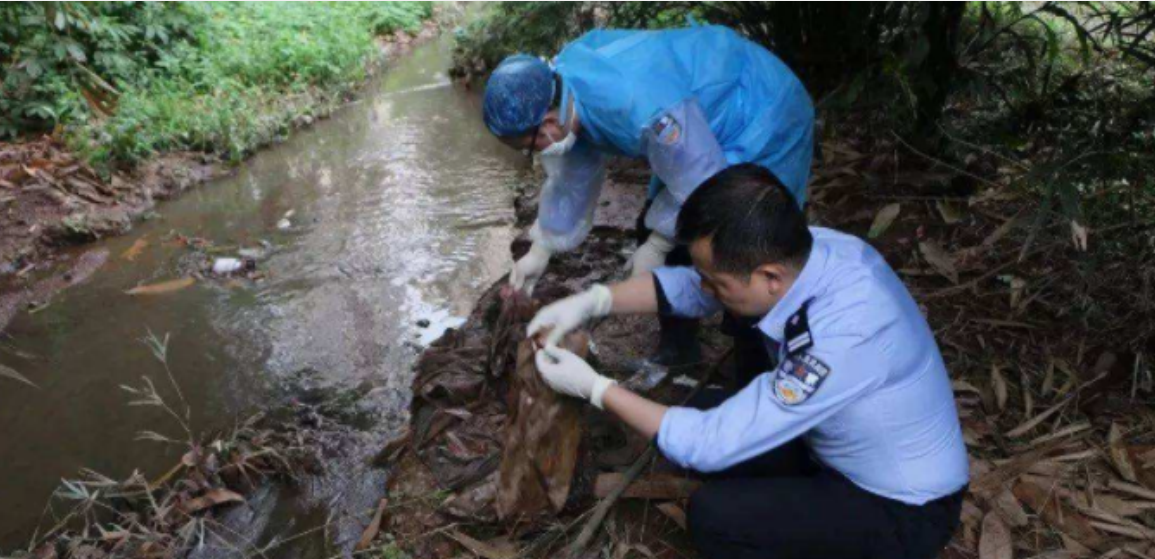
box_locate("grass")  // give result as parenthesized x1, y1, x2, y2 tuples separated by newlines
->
(69, 2, 434, 169)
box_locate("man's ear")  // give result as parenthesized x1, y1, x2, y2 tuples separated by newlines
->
(753, 263, 790, 296)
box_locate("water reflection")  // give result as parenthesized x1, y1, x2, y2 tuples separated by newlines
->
(0, 34, 525, 548)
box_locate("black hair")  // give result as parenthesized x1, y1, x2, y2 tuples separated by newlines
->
(676, 164, 812, 275)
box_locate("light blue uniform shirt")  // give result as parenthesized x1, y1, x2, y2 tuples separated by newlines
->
(531, 25, 814, 252)
(653, 228, 969, 505)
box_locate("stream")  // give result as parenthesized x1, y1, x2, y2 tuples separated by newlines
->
(0, 33, 525, 553)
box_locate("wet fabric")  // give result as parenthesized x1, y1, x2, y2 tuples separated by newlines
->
(535, 25, 814, 250)
(654, 227, 969, 505)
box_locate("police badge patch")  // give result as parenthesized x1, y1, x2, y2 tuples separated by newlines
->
(652, 114, 681, 145)
(772, 352, 831, 406)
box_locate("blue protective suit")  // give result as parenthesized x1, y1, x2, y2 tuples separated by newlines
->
(532, 25, 814, 252)
(653, 228, 970, 505)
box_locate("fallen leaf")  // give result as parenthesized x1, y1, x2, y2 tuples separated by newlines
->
(936, 200, 964, 224)
(991, 364, 1008, 412)
(0, 364, 39, 389)
(953, 380, 983, 394)
(355, 498, 388, 551)
(1014, 480, 1104, 551)
(979, 512, 1012, 559)
(869, 203, 901, 238)
(982, 214, 1020, 248)
(1108, 423, 1138, 483)
(1006, 399, 1068, 438)
(1020, 370, 1034, 420)
(992, 489, 1030, 527)
(1070, 220, 1089, 251)
(656, 502, 687, 531)
(125, 277, 195, 296)
(179, 488, 243, 514)
(444, 530, 517, 559)
(120, 237, 148, 261)
(919, 240, 959, 284)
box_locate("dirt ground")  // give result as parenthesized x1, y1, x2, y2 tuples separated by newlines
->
(379, 134, 1155, 559)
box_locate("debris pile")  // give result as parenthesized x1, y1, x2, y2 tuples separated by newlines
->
(375, 141, 1153, 559)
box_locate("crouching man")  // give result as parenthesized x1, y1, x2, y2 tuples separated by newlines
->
(527, 164, 969, 559)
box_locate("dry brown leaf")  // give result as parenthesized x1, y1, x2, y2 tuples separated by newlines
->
(1021, 369, 1034, 419)
(656, 502, 688, 531)
(444, 530, 518, 559)
(982, 214, 1020, 248)
(979, 512, 1013, 559)
(919, 240, 959, 284)
(992, 489, 1030, 528)
(355, 498, 388, 551)
(1014, 480, 1105, 551)
(992, 364, 1008, 412)
(120, 237, 148, 261)
(1006, 399, 1069, 438)
(1109, 480, 1155, 501)
(1109, 423, 1139, 483)
(869, 203, 901, 238)
(179, 488, 243, 514)
(0, 363, 39, 389)
(1042, 359, 1056, 395)
(937, 200, 964, 224)
(660, 501, 683, 533)
(954, 380, 983, 394)
(125, 277, 195, 296)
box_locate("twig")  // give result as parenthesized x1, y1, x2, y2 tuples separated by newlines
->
(889, 132, 1003, 190)
(564, 348, 731, 559)
(567, 446, 657, 559)
(922, 243, 1058, 300)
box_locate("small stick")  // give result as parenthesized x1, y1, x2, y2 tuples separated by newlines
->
(565, 348, 732, 558)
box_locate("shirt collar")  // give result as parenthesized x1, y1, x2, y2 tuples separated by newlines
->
(757, 237, 827, 342)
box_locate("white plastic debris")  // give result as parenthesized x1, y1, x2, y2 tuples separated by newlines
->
(212, 258, 243, 275)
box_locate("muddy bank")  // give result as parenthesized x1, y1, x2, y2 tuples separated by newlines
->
(378, 135, 1154, 558)
(0, 21, 442, 331)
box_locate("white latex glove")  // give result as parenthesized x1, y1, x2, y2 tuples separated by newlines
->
(628, 232, 676, 277)
(535, 346, 617, 409)
(527, 284, 613, 347)
(509, 242, 552, 295)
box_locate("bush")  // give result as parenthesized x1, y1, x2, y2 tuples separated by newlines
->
(1, 2, 434, 167)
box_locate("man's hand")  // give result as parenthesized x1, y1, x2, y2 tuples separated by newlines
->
(628, 232, 675, 277)
(527, 284, 613, 347)
(535, 346, 617, 409)
(510, 243, 552, 295)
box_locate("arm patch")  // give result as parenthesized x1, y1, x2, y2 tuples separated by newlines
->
(772, 352, 831, 406)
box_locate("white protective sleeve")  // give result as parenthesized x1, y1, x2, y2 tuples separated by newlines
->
(532, 140, 608, 253)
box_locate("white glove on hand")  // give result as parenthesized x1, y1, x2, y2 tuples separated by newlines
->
(527, 284, 612, 347)
(509, 243, 552, 295)
(535, 346, 617, 409)
(628, 232, 676, 277)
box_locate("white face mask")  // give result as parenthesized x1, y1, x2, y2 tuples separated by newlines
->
(539, 128, 577, 157)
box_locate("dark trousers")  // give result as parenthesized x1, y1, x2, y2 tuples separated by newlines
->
(682, 388, 964, 559)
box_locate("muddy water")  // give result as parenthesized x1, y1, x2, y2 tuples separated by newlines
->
(0, 35, 525, 549)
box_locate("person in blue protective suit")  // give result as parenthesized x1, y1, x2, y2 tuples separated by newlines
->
(482, 24, 815, 370)
(525, 165, 969, 559)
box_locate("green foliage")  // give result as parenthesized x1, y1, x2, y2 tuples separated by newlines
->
(0, 2, 203, 137)
(1, 1, 433, 166)
(450, 3, 705, 78)
(452, 1, 1154, 227)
